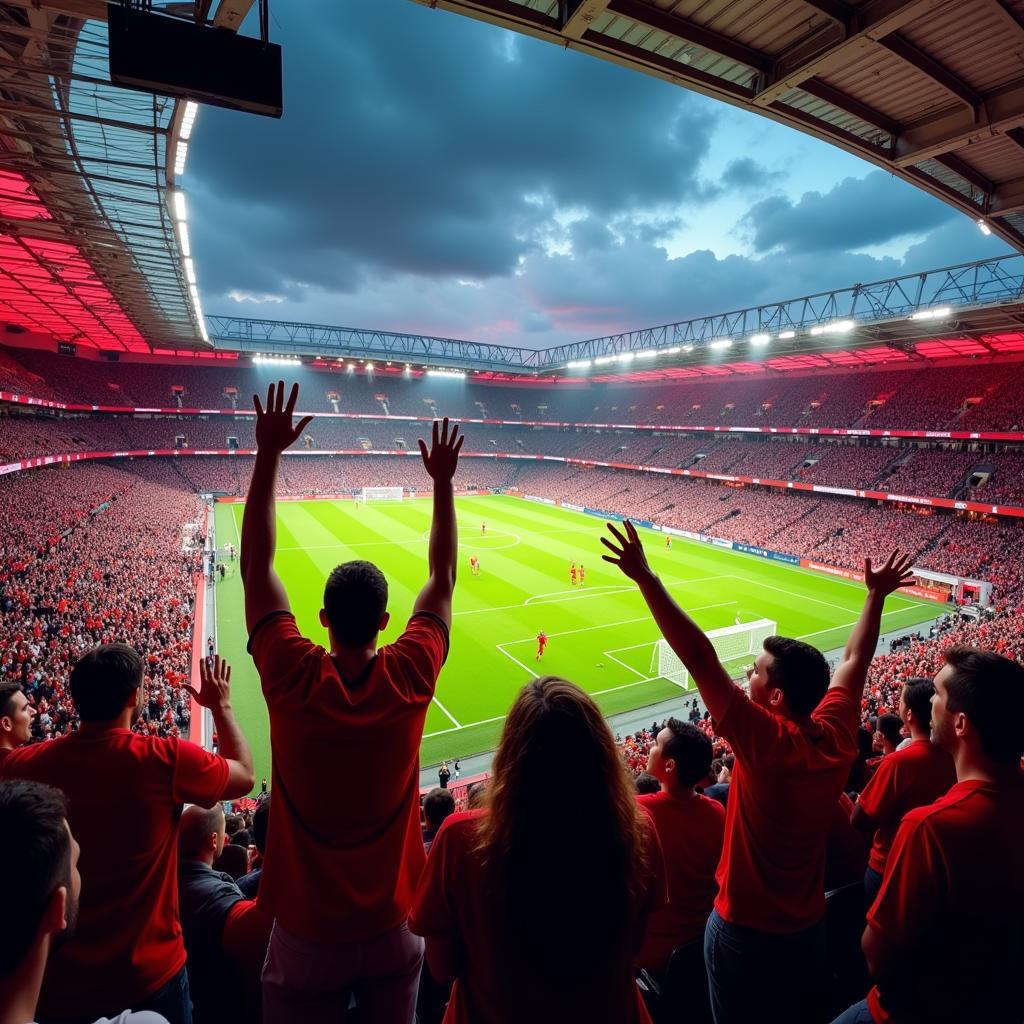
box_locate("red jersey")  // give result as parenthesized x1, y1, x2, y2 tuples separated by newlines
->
(856, 739, 956, 875)
(866, 776, 1024, 1023)
(0, 729, 229, 1017)
(537, 634, 547, 649)
(248, 610, 448, 942)
(410, 810, 665, 1023)
(713, 686, 859, 932)
(636, 791, 724, 969)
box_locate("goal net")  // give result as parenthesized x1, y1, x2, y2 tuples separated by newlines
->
(655, 618, 777, 689)
(360, 486, 404, 502)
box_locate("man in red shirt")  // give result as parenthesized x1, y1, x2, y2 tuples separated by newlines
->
(637, 718, 724, 999)
(240, 381, 462, 1022)
(0, 648, 252, 1023)
(834, 647, 1024, 1024)
(536, 630, 548, 662)
(602, 520, 913, 1024)
(0, 681, 36, 758)
(851, 678, 955, 901)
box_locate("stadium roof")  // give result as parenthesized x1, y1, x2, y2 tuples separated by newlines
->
(0, 0, 253, 351)
(410, 0, 1024, 253)
(207, 252, 1024, 376)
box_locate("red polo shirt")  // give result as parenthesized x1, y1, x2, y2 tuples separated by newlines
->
(714, 686, 859, 932)
(856, 739, 956, 875)
(410, 809, 665, 1023)
(636, 790, 724, 970)
(0, 729, 229, 1018)
(866, 776, 1024, 1023)
(248, 609, 448, 942)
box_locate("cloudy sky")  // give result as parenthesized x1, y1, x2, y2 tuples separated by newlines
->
(188, 0, 1013, 350)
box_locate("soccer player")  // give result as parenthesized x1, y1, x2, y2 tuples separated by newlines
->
(602, 520, 914, 1024)
(570, 562, 577, 586)
(481, 522, 486, 535)
(241, 382, 462, 1022)
(665, 535, 672, 549)
(470, 555, 480, 577)
(579, 564, 585, 587)
(536, 631, 548, 661)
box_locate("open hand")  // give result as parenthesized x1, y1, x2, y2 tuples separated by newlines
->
(253, 381, 314, 454)
(864, 550, 915, 597)
(185, 654, 232, 712)
(418, 417, 464, 482)
(601, 520, 655, 583)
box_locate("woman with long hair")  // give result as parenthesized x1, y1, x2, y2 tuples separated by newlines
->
(410, 675, 665, 1023)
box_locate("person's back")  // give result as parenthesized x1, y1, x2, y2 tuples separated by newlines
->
(0, 647, 251, 1022)
(410, 678, 665, 1024)
(250, 610, 448, 939)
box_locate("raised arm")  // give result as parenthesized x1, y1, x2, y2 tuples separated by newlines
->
(830, 551, 914, 698)
(602, 521, 739, 722)
(413, 418, 463, 626)
(240, 381, 313, 634)
(186, 655, 255, 798)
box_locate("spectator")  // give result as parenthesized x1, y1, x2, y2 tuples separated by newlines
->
(851, 678, 955, 901)
(834, 647, 1024, 1023)
(874, 713, 904, 757)
(603, 520, 913, 1024)
(224, 814, 244, 839)
(237, 796, 270, 899)
(240, 383, 461, 1022)
(438, 762, 451, 789)
(0, 648, 253, 1024)
(636, 718, 724, 1002)
(409, 676, 666, 1022)
(0, 681, 35, 757)
(702, 754, 734, 807)
(177, 804, 271, 1022)
(634, 771, 661, 795)
(0, 779, 169, 1024)
(421, 787, 455, 852)
(465, 781, 487, 810)
(212, 844, 249, 882)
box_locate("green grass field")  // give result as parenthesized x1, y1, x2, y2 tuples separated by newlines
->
(213, 495, 939, 784)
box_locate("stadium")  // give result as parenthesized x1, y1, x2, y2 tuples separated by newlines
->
(0, 1, 1022, 1023)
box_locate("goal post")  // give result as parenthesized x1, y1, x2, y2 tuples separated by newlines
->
(360, 486, 404, 502)
(656, 618, 777, 689)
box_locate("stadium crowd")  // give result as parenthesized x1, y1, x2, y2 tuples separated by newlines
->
(0, 381, 1022, 1024)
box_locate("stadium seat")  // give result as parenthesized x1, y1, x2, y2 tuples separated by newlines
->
(636, 938, 712, 1024)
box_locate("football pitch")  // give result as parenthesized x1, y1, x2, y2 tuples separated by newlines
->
(212, 495, 939, 784)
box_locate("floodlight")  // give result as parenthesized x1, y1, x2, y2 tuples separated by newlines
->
(978, 219, 992, 235)
(709, 338, 732, 350)
(173, 191, 186, 221)
(749, 334, 771, 346)
(777, 330, 796, 340)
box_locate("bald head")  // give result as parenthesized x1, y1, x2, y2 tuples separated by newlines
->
(178, 804, 225, 864)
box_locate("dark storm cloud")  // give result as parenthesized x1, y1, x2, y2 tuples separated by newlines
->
(741, 170, 957, 254)
(190, 0, 721, 297)
(720, 157, 783, 190)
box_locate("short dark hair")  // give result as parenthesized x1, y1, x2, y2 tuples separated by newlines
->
(0, 780, 70, 976)
(69, 644, 143, 722)
(901, 677, 935, 729)
(323, 560, 389, 646)
(763, 636, 831, 716)
(0, 681, 23, 719)
(252, 796, 270, 853)
(634, 772, 661, 795)
(422, 786, 455, 830)
(230, 829, 252, 848)
(944, 647, 1024, 765)
(661, 718, 713, 787)
(225, 813, 244, 835)
(877, 713, 903, 746)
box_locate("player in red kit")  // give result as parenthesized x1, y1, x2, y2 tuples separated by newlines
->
(536, 631, 548, 661)
(570, 562, 577, 586)
(470, 555, 480, 577)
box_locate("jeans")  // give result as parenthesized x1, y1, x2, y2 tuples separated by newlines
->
(863, 867, 883, 905)
(704, 909, 828, 1024)
(262, 918, 424, 1024)
(40, 966, 192, 1024)
(830, 997, 874, 1023)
